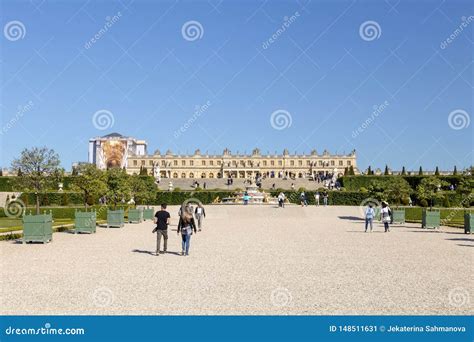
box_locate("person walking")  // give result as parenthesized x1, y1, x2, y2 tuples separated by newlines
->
(194, 204, 206, 231)
(177, 208, 197, 256)
(314, 191, 320, 206)
(323, 193, 328, 206)
(152, 204, 170, 256)
(381, 201, 391, 232)
(365, 204, 375, 232)
(300, 191, 308, 207)
(278, 192, 286, 208)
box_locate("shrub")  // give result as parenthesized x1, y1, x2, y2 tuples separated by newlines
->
(419, 199, 428, 207)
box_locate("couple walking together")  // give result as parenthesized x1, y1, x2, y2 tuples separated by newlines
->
(152, 203, 206, 256)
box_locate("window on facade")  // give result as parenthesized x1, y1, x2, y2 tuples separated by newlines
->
(173, 173, 178, 178)
(174, 160, 178, 166)
(298, 161, 302, 166)
(202, 161, 206, 166)
(263, 161, 267, 166)
(189, 173, 194, 178)
(278, 160, 283, 166)
(271, 161, 275, 166)
(217, 161, 221, 165)
(339, 160, 343, 166)
(161, 160, 166, 167)
(210, 160, 214, 166)
(133, 160, 137, 166)
(290, 161, 294, 166)
(347, 161, 352, 166)
(209, 173, 214, 178)
(149, 161, 153, 166)
(141, 160, 145, 166)
(307, 161, 310, 166)
(182, 160, 186, 166)
(190, 161, 194, 166)
(181, 173, 186, 178)
(331, 160, 335, 166)
(319, 161, 323, 166)
(201, 173, 206, 178)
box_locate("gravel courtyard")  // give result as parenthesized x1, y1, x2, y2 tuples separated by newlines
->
(0, 205, 472, 315)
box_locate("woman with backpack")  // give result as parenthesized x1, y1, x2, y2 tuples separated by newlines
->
(177, 208, 197, 256)
(381, 201, 392, 232)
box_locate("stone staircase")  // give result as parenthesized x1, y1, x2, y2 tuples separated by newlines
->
(156, 178, 327, 191)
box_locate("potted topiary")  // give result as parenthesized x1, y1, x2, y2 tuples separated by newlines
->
(416, 177, 448, 229)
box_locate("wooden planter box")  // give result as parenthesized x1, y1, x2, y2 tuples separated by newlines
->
(23, 211, 53, 244)
(75, 210, 96, 234)
(128, 208, 143, 223)
(143, 208, 154, 221)
(422, 209, 440, 229)
(107, 209, 124, 228)
(464, 212, 473, 234)
(392, 209, 406, 224)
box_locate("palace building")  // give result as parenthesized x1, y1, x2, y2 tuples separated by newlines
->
(88, 134, 358, 179)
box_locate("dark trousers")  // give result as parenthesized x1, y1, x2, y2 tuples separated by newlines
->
(156, 229, 168, 252)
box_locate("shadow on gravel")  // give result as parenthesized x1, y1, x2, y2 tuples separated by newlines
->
(338, 216, 364, 221)
(457, 244, 474, 247)
(132, 249, 154, 255)
(132, 249, 182, 256)
(446, 238, 474, 242)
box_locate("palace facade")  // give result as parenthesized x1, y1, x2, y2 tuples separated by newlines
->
(127, 147, 358, 180)
(88, 134, 358, 179)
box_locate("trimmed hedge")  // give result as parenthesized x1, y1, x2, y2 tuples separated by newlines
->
(338, 175, 465, 191)
(404, 207, 466, 227)
(0, 205, 129, 220)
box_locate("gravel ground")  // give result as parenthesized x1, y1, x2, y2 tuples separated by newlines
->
(0, 205, 472, 315)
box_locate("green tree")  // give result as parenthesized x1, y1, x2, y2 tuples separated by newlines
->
(344, 167, 348, 176)
(456, 177, 473, 207)
(129, 175, 156, 205)
(349, 165, 355, 175)
(368, 180, 385, 201)
(383, 177, 412, 207)
(434, 166, 440, 176)
(367, 165, 372, 175)
(71, 164, 107, 207)
(139, 166, 148, 176)
(11, 147, 61, 214)
(401, 166, 406, 175)
(384, 165, 389, 175)
(453, 166, 457, 175)
(416, 176, 449, 209)
(418, 166, 423, 175)
(106, 168, 131, 209)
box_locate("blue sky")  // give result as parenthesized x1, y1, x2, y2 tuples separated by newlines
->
(0, 0, 472, 172)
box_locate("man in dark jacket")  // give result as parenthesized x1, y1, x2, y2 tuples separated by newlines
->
(153, 203, 170, 256)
